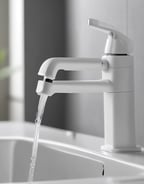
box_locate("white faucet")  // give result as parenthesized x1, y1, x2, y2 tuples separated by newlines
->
(36, 18, 141, 152)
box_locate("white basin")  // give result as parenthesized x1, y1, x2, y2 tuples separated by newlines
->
(0, 122, 144, 184)
(0, 139, 104, 183)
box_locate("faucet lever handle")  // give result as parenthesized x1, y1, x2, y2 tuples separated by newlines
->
(88, 18, 133, 55)
(88, 18, 117, 36)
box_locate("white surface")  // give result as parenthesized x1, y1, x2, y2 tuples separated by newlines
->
(38, 57, 102, 80)
(37, 80, 112, 96)
(0, 140, 103, 182)
(102, 55, 137, 151)
(128, 0, 144, 147)
(37, 49, 137, 151)
(9, 0, 24, 99)
(0, 123, 104, 183)
(88, 18, 132, 55)
(9, 0, 24, 120)
(0, 122, 144, 184)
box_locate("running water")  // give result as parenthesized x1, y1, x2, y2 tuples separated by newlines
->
(28, 94, 48, 182)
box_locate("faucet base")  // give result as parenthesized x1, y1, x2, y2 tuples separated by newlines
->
(101, 145, 142, 153)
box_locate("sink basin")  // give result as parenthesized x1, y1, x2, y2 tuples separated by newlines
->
(0, 139, 104, 183)
(0, 122, 144, 184)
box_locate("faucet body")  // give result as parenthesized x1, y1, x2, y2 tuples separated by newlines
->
(102, 55, 137, 152)
(36, 19, 141, 152)
(36, 55, 140, 152)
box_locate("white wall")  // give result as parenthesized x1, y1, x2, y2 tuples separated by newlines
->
(67, 0, 144, 146)
(9, 0, 24, 121)
(128, 1, 144, 146)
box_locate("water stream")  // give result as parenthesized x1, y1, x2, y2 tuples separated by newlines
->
(28, 94, 48, 182)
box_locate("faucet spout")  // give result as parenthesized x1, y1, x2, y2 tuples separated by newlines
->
(38, 57, 108, 80)
(36, 79, 112, 96)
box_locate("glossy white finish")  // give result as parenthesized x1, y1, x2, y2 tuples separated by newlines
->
(102, 55, 140, 152)
(88, 18, 133, 55)
(0, 122, 144, 184)
(0, 140, 104, 182)
(36, 80, 112, 96)
(38, 57, 103, 80)
(37, 19, 139, 152)
(0, 123, 104, 183)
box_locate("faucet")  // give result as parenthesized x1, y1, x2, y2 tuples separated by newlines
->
(36, 18, 141, 152)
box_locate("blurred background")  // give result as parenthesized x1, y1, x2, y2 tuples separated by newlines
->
(1, 0, 144, 146)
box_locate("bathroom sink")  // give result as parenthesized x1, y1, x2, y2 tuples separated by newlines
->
(0, 139, 104, 183)
(0, 122, 104, 183)
(0, 122, 144, 184)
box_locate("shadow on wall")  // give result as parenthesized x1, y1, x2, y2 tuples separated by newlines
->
(25, 0, 104, 137)
(25, 0, 68, 129)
